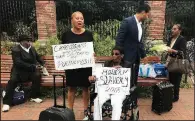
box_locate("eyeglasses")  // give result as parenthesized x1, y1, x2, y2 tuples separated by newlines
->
(112, 53, 120, 56)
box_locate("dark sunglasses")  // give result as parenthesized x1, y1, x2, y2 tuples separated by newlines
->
(112, 53, 120, 56)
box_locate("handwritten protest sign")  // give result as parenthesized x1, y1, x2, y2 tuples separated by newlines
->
(52, 42, 95, 70)
(95, 67, 131, 95)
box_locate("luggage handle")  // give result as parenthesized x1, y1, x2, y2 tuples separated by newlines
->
(53, 74, 66, 108)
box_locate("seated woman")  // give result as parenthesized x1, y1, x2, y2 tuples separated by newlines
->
(88, 46, 127, 120)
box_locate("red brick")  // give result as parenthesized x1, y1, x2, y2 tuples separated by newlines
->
(1, 88, 194, 120)
(35, 1, 57, 40)
(148, 1, 166, 40)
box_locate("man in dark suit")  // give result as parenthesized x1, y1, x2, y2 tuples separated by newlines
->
(115, 4, 151, 87)
(2, 35, 44, 112)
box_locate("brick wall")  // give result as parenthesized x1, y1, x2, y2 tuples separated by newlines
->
(148, 1, 166, 40)
(35, 1, 166, 41)
(35, 1, 57, 41)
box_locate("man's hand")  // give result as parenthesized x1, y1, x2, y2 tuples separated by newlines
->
(167, 49, 177, 53)
(36, 65, 43, 72)
(88, 76, 96, 83)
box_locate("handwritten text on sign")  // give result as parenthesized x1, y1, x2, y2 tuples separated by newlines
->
(95, 67, 131, 95)
(52, 42, 95, 70)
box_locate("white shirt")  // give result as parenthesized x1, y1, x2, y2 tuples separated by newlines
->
(20, 44, 31, 53)
(134, 15, 142, 41)
(170, 36, 179, 48)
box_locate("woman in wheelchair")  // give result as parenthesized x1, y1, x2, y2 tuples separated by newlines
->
(87, 46, 139, 120)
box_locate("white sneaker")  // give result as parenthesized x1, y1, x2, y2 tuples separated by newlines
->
(30, 98, 43, 103)
(2, 105, 10, 112)
(83, 116, 88, 120)
(2, 91, 6, 98)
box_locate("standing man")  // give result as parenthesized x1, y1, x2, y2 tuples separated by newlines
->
(115, 4, 151, 87)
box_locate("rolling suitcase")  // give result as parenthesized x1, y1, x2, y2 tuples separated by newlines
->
(39, 74, 75, 121)
(152, 81, 174, 115)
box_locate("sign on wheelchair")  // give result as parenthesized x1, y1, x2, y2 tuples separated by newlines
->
(94, 67, 131, 95)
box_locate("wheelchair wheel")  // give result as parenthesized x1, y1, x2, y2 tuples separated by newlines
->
(131, 107, 139, 121)
(133, 111, 139, 120)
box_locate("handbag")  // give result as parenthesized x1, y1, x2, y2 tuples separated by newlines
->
(12, 85, 25, 105)
(166, 52, 190, 74)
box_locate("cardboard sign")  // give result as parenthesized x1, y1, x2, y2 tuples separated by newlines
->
(95, 67, 131, 95)
(52, 42, 95, 70)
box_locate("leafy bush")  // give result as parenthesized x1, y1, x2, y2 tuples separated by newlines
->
(33, 36, 60, 56)
(180, 74, 193, 88)
(86, 19, 121, 39)
(144, 39, 169, 63)
(57, 20, 71, 41)
(93, 33, 115, 56)
(14, 21, 31, 39)
(1, 40, 16, 55)
(136, 86, 153, 98)
(1, 32, 17, 54)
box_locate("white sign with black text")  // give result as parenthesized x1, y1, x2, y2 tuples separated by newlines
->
(95, 67, 131, 95)
(52, 42, 95, 70)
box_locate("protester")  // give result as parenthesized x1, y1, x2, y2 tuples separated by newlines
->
(166, 24, 187, 102)
(89, 46, 126, 120)
(2, 35, 44, 112)
(61, 11, 94, 119)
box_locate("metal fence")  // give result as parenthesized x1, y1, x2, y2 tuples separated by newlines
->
(55, 0, 144, 39)
(164, 0, 195, 41)
(0, 0, 37, 41)
(1, 0, 194, 42)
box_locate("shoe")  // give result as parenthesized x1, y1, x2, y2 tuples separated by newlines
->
(30, 98, 43, 103)
(173, 98, 179, 102)
(2, 105, 10, 112)
(2, 91, 6, 98)
(83, 109, 89, 120)
(83, 116, 89, 120)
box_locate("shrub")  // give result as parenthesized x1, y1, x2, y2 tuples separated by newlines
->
(93, 33, 115, 56)
(86, 19, 121, 39)
(33, 35, 60, 56)
(180, 74, 193, 88)
(136, 86, 153, 98)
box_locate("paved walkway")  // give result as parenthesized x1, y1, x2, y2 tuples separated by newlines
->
(1, 88, 194, 120)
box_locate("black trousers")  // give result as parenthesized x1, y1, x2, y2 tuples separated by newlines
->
(124, 59, 140, 87)
(3, 71, 41, 105)
(124, 59, 140, 107)
(169, 72, 182, 100)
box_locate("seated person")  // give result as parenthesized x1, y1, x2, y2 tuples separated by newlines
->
(89, 46, 127, 120)
(2, 35, 44, 112)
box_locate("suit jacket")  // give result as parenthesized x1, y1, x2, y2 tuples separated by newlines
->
(115, 16, 146, 64)
(167, 35, 187, 59)
(11, 45, 44, 81)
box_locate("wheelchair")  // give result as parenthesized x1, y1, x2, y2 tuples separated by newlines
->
(86, 81, 139, 120)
